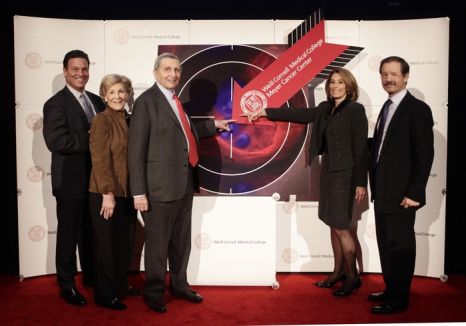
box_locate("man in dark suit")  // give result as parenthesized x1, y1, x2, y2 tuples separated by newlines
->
(369, 56, 434, 314)
(128, 52, 233, 314)
(43, 49, 105, 306)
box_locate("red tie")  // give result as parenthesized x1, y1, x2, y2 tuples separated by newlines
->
(173, 94, 199, 167)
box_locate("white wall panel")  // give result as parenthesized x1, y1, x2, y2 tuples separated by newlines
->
(14, 16, 448, 281)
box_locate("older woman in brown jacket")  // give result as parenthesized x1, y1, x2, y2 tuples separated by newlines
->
(89, 74, 139, 310)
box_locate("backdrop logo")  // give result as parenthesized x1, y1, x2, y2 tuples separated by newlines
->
(240, 90, 267, 114)
(368, 117, 377, 133)
(27, 166, 45, 182)
(114, 29, 130, 44)
(368, 55, 383, 71)
(194, 233, 212, 250)
(366, 222, 377, 239)
(232, 20, 358, 124)
(282, 247, 298, 263)
(28, 225, 46, 242)
(25, 53, 42, 69)
(282, 201, 297, 215)
(26, 113, 43, 130)
(133, 82, 151, 99)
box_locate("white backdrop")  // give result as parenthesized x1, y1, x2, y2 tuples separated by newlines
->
(14, 16, 448, 281)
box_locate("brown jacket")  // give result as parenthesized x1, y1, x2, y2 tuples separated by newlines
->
(89, 107, 130, 197)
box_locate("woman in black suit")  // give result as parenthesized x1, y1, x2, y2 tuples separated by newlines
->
(246, 68, 368, 296)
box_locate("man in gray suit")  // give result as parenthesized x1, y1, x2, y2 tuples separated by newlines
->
(369, 56, 434, 314)
(128, 52, 233, 314)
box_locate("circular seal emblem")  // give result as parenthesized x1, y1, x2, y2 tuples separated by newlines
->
(240, 90, 268, 114)
(368, 116, 377, 132)
(194, 233, 212, 250)
(27, 166, 45, 182)
(26, 113, 43, 130)
(28, 225, 46, 242)
(114, 28, 130, 45)
(281, 247, 298, 264)
(368, 55, 383, 71)
(366, 222, 377, 239)
(282, 201, 297, 215)
(132, 82, 150, 100)
(24, 53, 42, 70)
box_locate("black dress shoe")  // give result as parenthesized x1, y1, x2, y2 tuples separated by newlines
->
(332, 278, 362, 297)
(172, 290, 203, 303)
(371, 303, 407, 314)
(314, 274, 346, 288)
(368, 291, 386, 302)
(95, 297, 126, 311)
(60, 288, 87, 306)
(144, 297, 167, 314)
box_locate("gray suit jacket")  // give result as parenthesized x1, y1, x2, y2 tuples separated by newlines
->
(128, 83, 217, 202)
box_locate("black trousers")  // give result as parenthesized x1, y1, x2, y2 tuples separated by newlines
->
(55, 197, 93, 289)
(89, 192, 136, 299)
(142, 175, 194, 301)
(375, 209, 416, 307)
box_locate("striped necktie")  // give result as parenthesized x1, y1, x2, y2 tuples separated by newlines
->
(80, 93, 94, 123)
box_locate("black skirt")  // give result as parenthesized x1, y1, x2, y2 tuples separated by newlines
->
(318, 153, 356, 229)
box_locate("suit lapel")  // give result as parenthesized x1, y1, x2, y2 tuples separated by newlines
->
(62, 86, 89, 124)
(85, 91, 103, 114)
(152, 83, 186, 133)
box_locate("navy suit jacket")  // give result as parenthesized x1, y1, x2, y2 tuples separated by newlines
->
(43, 86, 105, 198)
(369, 91, 434, 214)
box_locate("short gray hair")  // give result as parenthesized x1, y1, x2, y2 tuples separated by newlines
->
(154, 52, 181, 70)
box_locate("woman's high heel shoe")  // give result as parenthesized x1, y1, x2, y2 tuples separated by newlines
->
(314, 274, 346, 288)
(332, 278, 362, 296)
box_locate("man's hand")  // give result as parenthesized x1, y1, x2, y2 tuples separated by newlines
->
(400, 196, 420, 209)
(134, 195, 149, 212)
(214, 119, 236, 131)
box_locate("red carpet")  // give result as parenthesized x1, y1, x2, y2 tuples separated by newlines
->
(1, 272, 465, 325)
